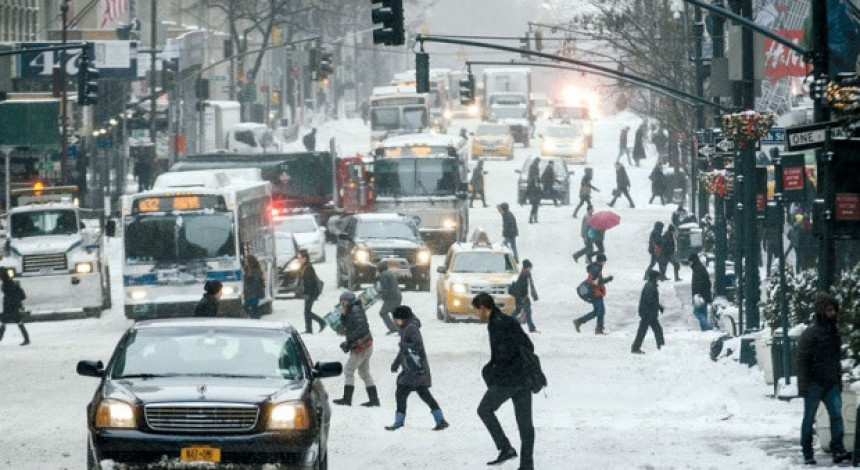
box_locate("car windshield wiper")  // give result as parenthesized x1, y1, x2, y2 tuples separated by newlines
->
(114, 373, 181, 379)
(186, 373, 272, 379)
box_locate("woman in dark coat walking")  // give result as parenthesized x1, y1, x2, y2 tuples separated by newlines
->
(0, 270, 29, 345)
(194, 280, 222, 317)
(242, 255, 266, 318)
(632, 122, 647, 166)
(643, 221, 664, 279)
(572, 167, 599, 218)
(649, 164, 667, 205)
(540, 161, 559, 206)
(608, 162, 634, 208)
(659, 225, 681, 281)
(631, 270, 665, 353)
(299, 250, 326, 333)
(385, 306, 449, 431)
(526, 158, 542, 223)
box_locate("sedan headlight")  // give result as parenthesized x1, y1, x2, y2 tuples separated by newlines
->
(267, 402, 310, 431)
(95, 399, 137, 429)
(286, 259, 302, 272)
(442, 219, 457, 230)
(129, 289, 148, 300)
(75, 262, 93, 274)
(583, 124, 593, 135)
(354, 248, 370, 263)
(416, 249, 431, 265)
(444, 109, 453, 120)
(542, 141, 556, 152)
(451, 282, 467, 294)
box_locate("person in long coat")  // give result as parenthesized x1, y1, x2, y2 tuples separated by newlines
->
(689, 253, 713, 331)
(298, 250, 326, 333)
(376, 262, 402, 334)
(632, 122, 647, 166)
(540, 160, 559, 206)
(498, 202, 519, 262)
(242, 254, 266, 319)
(649, 164, 667, 205)
(658, 225, 681, 281)
(630, 270, 665, 353)
(384, 306, 449, 431)
(0, 270, 29, 346)
(470, 160, 488, 208)
(526, 158, 542, 223)
(608, 162, 634, 208)
(572, 167, 599, 218)
(643, 221, 664, 279)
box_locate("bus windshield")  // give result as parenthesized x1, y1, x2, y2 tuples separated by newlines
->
(371, 106, 428, 132)
(124, 213, 236, 265)
(374, 158, 460, 197)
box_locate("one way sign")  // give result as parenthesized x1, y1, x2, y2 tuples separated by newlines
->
(786, 122, 849, 151)
(698, 144, 715, 157)
(715, 137, 734, 152)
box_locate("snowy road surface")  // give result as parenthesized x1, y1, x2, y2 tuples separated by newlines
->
(0, 113, 818, 469)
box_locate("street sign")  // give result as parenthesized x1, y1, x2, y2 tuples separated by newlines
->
(785, 122, 850, 151)
(698, 144, 715, 157)
(762, 127, 786, 144)
(715, 137, 734, 152)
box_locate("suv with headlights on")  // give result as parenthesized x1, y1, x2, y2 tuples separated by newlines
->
(335, 213, 432, 291)
(76, 318, 342, 469)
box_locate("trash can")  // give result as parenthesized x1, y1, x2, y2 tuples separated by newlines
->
(770, 335, 798, 387)
(677, 222, 699, 262)
(740, 335, 757, 366)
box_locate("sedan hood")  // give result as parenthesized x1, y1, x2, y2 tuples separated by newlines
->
(292, 232, 321, 248)
(448, 273, 517, 285)
(107, 376, 305, 404)
(359, 238, 421, 250)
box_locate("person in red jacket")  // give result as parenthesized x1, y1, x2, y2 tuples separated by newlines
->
(573, 253, 614, 334)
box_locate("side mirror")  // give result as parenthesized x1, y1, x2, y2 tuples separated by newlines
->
(515, 169, 522, 174)
(338, 233, 350, 241)
(105, 219, 116, 238)
(76, 360, 105, 378)
(436, 266, 447, 274)
(313, 361, 343, 379)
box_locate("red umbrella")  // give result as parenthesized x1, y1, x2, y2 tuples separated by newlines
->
(588, 211, 621, 231)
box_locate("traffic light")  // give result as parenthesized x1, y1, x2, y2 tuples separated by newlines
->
(459, 74, 475, 105)
(77, 48, 99, 106)
(534, 29, 543, 52)
(308, 47, 319, 81)
(371, 0, 405, 46)
(161, 59, 178, 91)
(416, 52, 429, 93)
(519, 34, 530, 59)
(317, 50, 334, 82)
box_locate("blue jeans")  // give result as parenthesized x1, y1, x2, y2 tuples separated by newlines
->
(502, 237, 518, 262)
(693, 304, 711, 330)
(513, 300, 536, 332)
(801, 383, 844, 454)
(577, 297, 605, 330)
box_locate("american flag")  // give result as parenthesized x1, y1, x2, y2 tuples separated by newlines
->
(101, 0, 128, 27)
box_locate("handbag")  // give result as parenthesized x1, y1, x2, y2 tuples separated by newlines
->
(518, 342, 547, 394)
(576, 279, 595, 302)
(404, 345, 426, 375)
(612, 188, 621, 197)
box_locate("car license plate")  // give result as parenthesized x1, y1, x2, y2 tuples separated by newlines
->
(387, 260, 400, 269)
(39, 266, 52, 275)
(181, 446, 221, 463)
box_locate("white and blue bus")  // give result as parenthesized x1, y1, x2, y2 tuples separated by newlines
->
(121, 169, 276, 320)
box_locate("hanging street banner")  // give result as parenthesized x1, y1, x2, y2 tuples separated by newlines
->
(780, 152, 806, 203)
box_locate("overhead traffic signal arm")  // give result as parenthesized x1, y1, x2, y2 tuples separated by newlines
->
(371, 0, 405, 46)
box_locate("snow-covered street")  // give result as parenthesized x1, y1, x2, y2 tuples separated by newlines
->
(0, 114, 823, 469)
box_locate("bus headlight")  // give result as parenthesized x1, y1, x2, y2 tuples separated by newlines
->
(267, 402, 310, 431)
(5, 268, 15, 279)
(444, 109, 453, 120)
(129, 289, 148, 300)
(95, 399, 137, 429)
(451, 282, 467, 294)
(354, 249, 370, 263)
(75, 262, 93, 274)
(416, 249, 431, 265)
(286, 259, 302, 272)
(221, 285, 236, 296)
(442, 219, 457, 230)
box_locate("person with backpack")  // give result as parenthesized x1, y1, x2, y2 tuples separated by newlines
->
(510, 259, 539, 333)
(384, 306, 449, 431)
(333, 291, 378, 407)
(572, 167, 599, 219)
(299, 250, 327, 334)
(302, 127, 317, 151)
(473, 292, 543, 470)
(573, 253, 614, 335)
(0, 269, 29, 346)
(631, 270, 665, 354)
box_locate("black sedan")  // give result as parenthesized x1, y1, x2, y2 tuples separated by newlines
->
(77, 318, 342, 469)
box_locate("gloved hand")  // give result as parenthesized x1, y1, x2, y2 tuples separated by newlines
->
(532, 294, 539, 302)
(339, 341, 349, 353)
(660, 306, 665, 314)
(604, 275, 614, 283)
(390, 362, 399, 373)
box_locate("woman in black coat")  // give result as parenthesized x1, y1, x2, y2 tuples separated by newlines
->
(0, 270, 29, 345)
(298, 250, 326, 334)
(385, 306, 449, 431)
(649, 165, 666, 205)
(631, 270, 665, 353)
(194, 280, 222, 317)
(242, 255, 266, 319)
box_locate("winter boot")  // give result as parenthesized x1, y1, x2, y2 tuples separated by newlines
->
(573, 319, 581, 333)
(18, 324, 29, 346)
(431, 409, 449, 431)
(384, 412, 405, 431)
(832, 448, 851, 464)
(0, 324, 5, 342)
(595, 327, 606, 335)
(360, 386, 380, 407)
(333, 385, 354, 406)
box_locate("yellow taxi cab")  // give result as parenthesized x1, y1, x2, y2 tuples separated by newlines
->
(471, 123, 515, 160)
(540, 124, 588, 163)
(435, 230, 519, 322)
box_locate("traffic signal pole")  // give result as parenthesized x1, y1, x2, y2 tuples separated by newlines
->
(810, 0, 833, 291)
(740, 0, 760, 332)
(60, 0, 70, 185)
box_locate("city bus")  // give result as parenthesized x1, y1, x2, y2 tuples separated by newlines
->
(369, 86, 430, 147)
(121, 169, 276, 320)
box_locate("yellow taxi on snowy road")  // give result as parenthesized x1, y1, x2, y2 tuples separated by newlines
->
(435, 230, 519, 322)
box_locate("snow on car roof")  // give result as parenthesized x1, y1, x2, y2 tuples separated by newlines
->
(132, 317, 294, 332)
(352, 212, 409, 221)
(379, 133, 457, 148)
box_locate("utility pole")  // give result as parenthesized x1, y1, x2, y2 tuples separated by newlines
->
(811, 0, 833, 290)
(712, 0, 728, 297)
(149, 0, 158, 146)
(60, 0, 69, 185)
(692, 5, 705, 219)
(740, 0, 760, 331)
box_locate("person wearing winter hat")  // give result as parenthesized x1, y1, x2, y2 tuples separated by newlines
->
(333, 291, 378, 407)
(385, 306, 449, 431)
(510, 259, 539, 333)
(688, 253, 712, 331)
(797, 292, 849, 465)
(630, 270, 665, 354)
(573, 253, 614, 334)
(194, 280, 222, 317)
